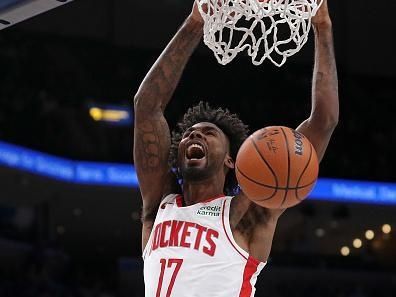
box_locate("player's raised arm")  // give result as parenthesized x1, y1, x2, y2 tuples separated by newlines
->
(133, 4, 203, 225)
(296, 0, 339, 162)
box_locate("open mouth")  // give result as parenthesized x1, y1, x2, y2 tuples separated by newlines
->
(186, 143, 206, 160)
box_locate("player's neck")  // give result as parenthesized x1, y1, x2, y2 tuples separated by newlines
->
(182, 177, 225, 206)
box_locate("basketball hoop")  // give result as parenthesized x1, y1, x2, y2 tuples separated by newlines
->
(197, 0, 323, 67)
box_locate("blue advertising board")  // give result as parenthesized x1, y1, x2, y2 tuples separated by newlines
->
(0, 141, 395, 205)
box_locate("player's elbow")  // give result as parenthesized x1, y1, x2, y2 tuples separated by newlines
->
(323, 114, 338, 131)
(310, 112, 339, 132)
(314, 104, 339, 129)
(328, 110, 339, 129)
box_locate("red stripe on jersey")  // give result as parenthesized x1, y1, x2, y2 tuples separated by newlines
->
(221, 200, 248, 260)
(176, 195, 183, 207)
(239, 256, 259, 297)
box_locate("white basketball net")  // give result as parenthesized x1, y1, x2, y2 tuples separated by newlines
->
(197, 0, 323, 67)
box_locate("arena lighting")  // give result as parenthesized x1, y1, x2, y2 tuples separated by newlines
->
(352, 238, 362, 249)
(88, 105, 132, 126)
(340, 246, 350, 256)
(315, 228, 325, 238)
(365, 230, 375, 240)
(382, 224, 391, 234)
(1, 139, 396, 206)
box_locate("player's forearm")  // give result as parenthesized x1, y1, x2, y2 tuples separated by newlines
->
(134, 16, 203, 113)
(310, 21, 339, 129)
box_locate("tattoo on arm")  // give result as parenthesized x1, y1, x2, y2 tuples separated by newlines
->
(134, 18, 203, 113)
(134, 18, 202, 218)
(134, 114, 171, 207)
(137, 120, 161, 170)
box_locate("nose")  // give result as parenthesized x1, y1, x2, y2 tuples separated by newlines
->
(189, 130, 204, 139)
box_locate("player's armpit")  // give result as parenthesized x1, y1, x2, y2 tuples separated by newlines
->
(248, 216, 279, 263)
(232, 193, 284, 233)
(232, 194, 281, 262)
(140, 168, 180, 252)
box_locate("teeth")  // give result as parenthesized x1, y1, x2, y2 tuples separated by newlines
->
(186, 143, 205, 160)
(189, 143, 203, 150)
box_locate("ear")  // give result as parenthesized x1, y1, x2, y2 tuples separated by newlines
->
(224, 154, 235, 170)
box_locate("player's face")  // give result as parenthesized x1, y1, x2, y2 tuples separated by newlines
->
(178, 122, 231, 182)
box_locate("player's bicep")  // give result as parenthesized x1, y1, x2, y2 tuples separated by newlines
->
(296, 119, 335, 163)
(134, 111, 172, 208)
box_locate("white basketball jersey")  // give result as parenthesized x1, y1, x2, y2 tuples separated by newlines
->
(143, 194, 266, 297)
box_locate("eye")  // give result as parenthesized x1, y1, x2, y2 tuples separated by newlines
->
(182, 130, 191, 138)
(205, 130, 217, 136)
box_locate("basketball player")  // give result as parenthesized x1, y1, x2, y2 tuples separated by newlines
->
(133, 0, 338, 296)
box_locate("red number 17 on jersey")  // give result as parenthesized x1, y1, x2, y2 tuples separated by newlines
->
(156, 258, 184, 297)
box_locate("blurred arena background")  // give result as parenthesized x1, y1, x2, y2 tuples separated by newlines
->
(0, 0, 395, 296)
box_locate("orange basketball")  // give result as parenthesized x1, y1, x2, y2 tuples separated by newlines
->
(235, 126, 319, 209)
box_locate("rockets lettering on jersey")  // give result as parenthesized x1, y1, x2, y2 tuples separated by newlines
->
(151, 220, 219, 257)
(143, 195, 266, 297)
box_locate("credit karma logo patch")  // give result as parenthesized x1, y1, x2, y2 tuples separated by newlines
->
(197, 205, 221, 217)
